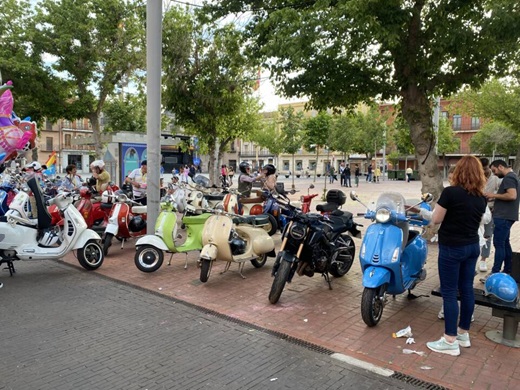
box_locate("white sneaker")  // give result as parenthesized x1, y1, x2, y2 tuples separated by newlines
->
(479, 261, 488, 272)
(438, 306, 444, 319)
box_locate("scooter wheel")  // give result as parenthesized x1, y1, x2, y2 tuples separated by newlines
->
(135, 245, 164, 273)
(250, 253, 267, 268)
(103, 233, 114, 256)
(77, 240, 104, 270)
(265, 214, 278, 236)
(361, 286, 386, 327)
(200, 259, 212, 283)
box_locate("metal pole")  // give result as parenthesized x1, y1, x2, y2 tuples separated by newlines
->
(382, 127, 386, 181)
(146, 0, 162, 234)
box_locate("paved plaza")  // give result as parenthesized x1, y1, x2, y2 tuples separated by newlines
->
(2, 174, 520, 389)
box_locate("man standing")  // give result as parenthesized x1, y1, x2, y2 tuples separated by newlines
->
(485, 160, 520, 276)
(125, 160, 148, 205)
(339, 162, 345, 186)
(344, 164, 352, 187)
(406, 166, 413, 182)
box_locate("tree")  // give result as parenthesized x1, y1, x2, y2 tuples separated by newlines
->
(303, 111, 333, 182)
(162, 7, 259, 184)
(207, 0, 520, 199)
(103, 94, 147, 133)
(457, 78, 520, 172)
(33, 0, 146, 158)
(278, 107, 305, 190)
(349, 107, 387, 164)
(329, 114, 356, 164)
(247, 114, 285, 167)
(470, 121, 518, 159)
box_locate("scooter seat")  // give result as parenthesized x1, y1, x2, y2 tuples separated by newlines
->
(132, 205, 147, 214)
(327, 210, 354, 233)
(101, 202, 113, 209)
(316, 202, 339, 213)
(239, 197, 263, 204)
(204, 194, 225, 201)
(232, 214, 270, 226)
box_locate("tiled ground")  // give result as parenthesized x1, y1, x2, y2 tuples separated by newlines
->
(63, 177, 520, 390)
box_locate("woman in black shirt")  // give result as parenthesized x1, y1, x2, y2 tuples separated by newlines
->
(425, 155, 487, 356)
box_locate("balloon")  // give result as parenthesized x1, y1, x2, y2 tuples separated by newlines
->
(0, 81, 37, 164)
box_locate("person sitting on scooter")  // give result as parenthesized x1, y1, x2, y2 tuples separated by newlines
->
(125, 160, 147, 205)
(24, 161, 45, 218)
(262, 164, 277, 193)
(64, 164, 83, 190)
(89, 160, 111, 194)
(237, 162, 262, 197)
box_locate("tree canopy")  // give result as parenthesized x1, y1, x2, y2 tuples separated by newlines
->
(205, 0, 520, 198)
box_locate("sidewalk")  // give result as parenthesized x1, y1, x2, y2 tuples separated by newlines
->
(64, 176, 520, 389)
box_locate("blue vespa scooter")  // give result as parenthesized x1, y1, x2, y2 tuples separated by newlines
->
(350, 191, 433, 327)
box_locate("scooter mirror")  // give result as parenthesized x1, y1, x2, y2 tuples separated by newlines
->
(350, 191, 358, 201)
(289, 189, 296, 195)
(309, 184, 315, 189)
(422, 193, 434, 203)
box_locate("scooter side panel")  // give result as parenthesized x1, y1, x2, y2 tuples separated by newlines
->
(135, 235, 169, 251)
(202, 215, 233, 261)
(235, 225, 275, 254)
(180, 213, 211, 252)
(362, 266, 391, 288)
(72, 229, 102, 249)
(155, 211, 177, 249)
(361, 223, 402, 264)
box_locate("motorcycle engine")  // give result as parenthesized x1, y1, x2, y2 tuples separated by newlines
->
(313, 247, 328, 273)
(229, 230, 247, 255)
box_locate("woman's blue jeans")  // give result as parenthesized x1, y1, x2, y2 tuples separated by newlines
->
(438, 243, 480, 336)
(492, 218, 515, 274)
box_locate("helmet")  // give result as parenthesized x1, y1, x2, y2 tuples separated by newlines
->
(25, 161, 42, 171)
(128, 215, 146, 232)
(263, 164, 276, 176)
(90, 160, 105, 169)
(101, 189, 113, 203)
(239, 161, 251, 174)
(38, 228, 60, 247)
(485, 273, 519, 302)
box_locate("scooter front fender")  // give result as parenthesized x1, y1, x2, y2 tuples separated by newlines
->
(135, 235, 169, 251)
(72, 229, 102, 249)
(105, 222, 119, 236)
(200, 243, 218, 261)
(362, 266, 391, 289)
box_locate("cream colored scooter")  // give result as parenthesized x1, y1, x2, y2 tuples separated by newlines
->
(198, 209, 276, 282)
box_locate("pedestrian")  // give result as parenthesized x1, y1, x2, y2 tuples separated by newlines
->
(339, 162, 345, 186)
(423, 155, 488, 356)
(374, 166, 381, 183)
(481, 160, 520, 280)
(344, 164, 352, 187)
(220, 164, 228, 187)
(329, 166, 335, 184)
(188, 164, 196, 183)
(367, 164, 373, 182)
(354, 164, 360, 187)
(478, 158, 500, 272)
(125, 160, 147, 205)
(406, 167, 413, 182)
(227, 166, 235, 186)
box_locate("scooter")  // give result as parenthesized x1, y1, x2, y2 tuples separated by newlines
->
(103, 192, 147, 256)
(198, 208, 276, 282)
(316, 189, 346, 215)
(350, 190, 432, 327)
(300, 184, 319, 213)
(222, 188, 278, 236)
(134, 190, 211, 273)
(0, 177, 104, 275)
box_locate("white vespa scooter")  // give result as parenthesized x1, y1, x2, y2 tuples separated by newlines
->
(0, 177, 104, 275)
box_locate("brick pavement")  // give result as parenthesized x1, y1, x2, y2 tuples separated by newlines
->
(58, 176, 520, 389)
(0, 260, 420, 390)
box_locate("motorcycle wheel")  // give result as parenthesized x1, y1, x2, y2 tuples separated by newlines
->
(329, 235, 356, 277)
(361, 286, 386, 327)
(103, 233, 114, 256)
(135, 245, 164, 273)
(268, 260, 291, 304)
(77, 240, 104, 270)
(200, 259, 213, 283)
(265, 214, 278, 236)
(250, 253, 267, 268)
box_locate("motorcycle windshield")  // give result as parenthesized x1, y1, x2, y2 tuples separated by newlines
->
(375, 192, 406, 214)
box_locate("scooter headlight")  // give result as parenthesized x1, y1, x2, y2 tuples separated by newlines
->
(375, 208, 391, 223)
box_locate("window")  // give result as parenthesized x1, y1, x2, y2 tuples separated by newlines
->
(65, 134, 72, 147)
(46, 137, 53, 151)
(283, 160, 290, 170)
(296, 160, 303, 170)
(309, 160, 316, 170)
(45, 120, 53, 131)
(471, 117, 480, 130)
(62, 120, 72, 129)
(68, 155, 82, 170)
(452, 115, 462, 130)
(441, 111, 449, 119)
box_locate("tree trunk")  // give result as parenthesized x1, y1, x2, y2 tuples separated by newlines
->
(401, 87, 444, 201)
(513, 148, 520, 175)
(314, 148, 319, 182)
(88, 113, 103, 159)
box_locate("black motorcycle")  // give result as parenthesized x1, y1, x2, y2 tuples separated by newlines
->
(268, 192, 362, 304)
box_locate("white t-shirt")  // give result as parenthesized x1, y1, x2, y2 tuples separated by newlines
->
(127, 168, 147, 197)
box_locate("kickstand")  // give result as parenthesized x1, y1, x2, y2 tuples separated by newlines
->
(323, 273, 332, 290)
(238, 262, 246, 279)
(407, 290, 429, 300)
(167, 253, 174, 266)
(221, 262, 231, 275)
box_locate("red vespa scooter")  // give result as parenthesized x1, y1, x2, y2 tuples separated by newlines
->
(102, 192, 147, 256)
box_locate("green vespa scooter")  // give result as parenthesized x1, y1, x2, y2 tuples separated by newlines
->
(134, 186, 210, 273)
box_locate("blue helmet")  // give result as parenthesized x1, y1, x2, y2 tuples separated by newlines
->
(485, 273, 519, 303)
